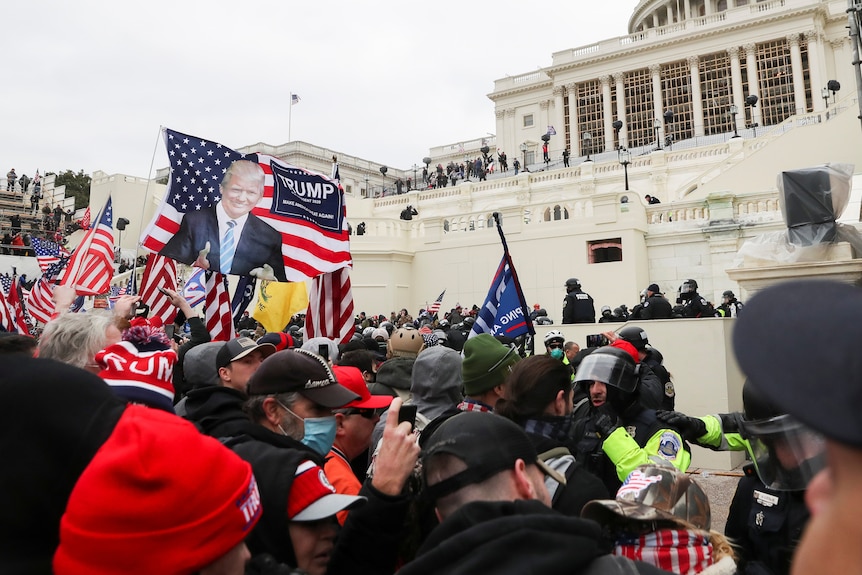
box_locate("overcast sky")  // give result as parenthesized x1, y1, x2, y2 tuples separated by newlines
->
(3, 0, 640, 179)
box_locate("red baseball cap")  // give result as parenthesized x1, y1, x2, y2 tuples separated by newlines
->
(331, 365, 393, 410)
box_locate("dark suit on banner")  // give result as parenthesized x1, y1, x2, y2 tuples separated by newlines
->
(161, 204, 287, 282)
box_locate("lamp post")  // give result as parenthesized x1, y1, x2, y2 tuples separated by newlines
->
(116, 217, 130, 255)
(612, 120, 623, 150)
(363, 175, 369, 198)
(663, 110, 674, 149)
(379, 166, 387, 197)
(827, 79, 841, 104)
(582, 132, 593, 162)
(653, 118, 662, 150)
(519, 142, 528, 169)
(730, 104, 740, 138)
(411, 163, 419, 191)
(821, 87, 830, 109)
(618, 148, 631, 191)
(745, 94, 759, 137)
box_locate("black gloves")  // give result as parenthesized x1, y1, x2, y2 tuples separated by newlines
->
(593, 405, 621, 438)
(656, 410, 707, 441)
(719, 411, 745, 435)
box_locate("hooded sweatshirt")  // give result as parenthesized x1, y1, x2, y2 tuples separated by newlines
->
(372, 346, 463, 447)
(398, 499, 669, 575)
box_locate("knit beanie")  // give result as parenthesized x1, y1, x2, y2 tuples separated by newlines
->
(96, 340, 177, 413)
(461, 334, 521, 396)
(54, 406, 261, 575)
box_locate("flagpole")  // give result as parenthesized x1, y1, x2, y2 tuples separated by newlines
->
(132, 125, 165, 296)
(288, 93, 293, 142)
(492, 212, 534, 335)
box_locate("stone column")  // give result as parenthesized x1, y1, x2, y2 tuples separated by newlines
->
(688, 56, 704, 137)
(744, 43, 761, 127)
(601, 75, 614, 152)
(553, 86, 566, 156)
(566, 83, 579, 154)
(614, 72, 628, 148)
(805, 30, 825, 112)
(787, 34, 808, 115)
(684, 0, 691, 20)
(728, 46, 745, 133)
(704, 0, 713, 15)
(505, 108, 516, 158)
(651, 64, 665, 145)
(666, 3, 674, 24)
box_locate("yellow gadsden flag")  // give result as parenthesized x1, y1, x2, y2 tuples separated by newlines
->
(253, 280, 309, 333)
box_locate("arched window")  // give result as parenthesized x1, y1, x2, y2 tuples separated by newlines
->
(443, 220, 450, 232)
(543, 208, 551, 222)
(553, 205, 562, 220)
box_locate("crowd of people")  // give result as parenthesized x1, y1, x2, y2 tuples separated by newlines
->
(1, 276, 852, 575)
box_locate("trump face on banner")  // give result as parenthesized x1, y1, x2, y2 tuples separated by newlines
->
(161, 159, 287, 281)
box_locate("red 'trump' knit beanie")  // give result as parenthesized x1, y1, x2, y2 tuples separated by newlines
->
(53, 406, 261, 575)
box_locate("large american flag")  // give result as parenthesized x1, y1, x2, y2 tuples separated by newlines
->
(31, 237, 69, 273)
(138, 254, 178, 326)
(205, 271, 233, 341)
(27, 257, 69, 324)
(61, 196, 114, 296)
(305, 267, 354, 345)
(140, 128, 351, 282)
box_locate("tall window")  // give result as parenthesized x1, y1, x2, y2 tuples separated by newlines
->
(662, 60, 693, 142)
(700, 51, 733, 135)
(757, 39, 798, 124)
(523, 114, 534, 128)
(576, 80, 604, 156)
(624, 69, 654, 148)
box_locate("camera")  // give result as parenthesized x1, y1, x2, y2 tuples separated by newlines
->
(586, 334, 609, 348)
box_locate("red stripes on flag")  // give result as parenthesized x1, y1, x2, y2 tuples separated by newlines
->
(205, 272, 233, 342)
(139, 255, 178, 326)
(62, 198, 114, 296)
(305, 267, 355, 345)
(5, 282, 30, 334)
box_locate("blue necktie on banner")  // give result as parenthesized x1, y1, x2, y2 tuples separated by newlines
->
(220, 220, 236, 274)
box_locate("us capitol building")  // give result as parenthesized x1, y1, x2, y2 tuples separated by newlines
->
(82, 0, 862, 470)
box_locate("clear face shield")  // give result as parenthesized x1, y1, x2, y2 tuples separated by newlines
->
(740, 414, 827, 491)
(681, 282, 693, 294)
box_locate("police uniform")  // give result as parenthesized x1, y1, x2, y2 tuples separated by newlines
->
(562, 290, 596, 324)
(680, 292, 714, 318)
(573, 408, 690, 495)
(725, 465, 808, 575)
(639, 294, 673, 319)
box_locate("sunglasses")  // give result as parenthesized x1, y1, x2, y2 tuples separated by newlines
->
(547, 342, 563, 349)
(337, 408, 378, 419)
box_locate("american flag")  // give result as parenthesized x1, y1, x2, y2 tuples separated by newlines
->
(182, 267, 207, 307)
(80, 207, 91, 230)
(305, 267, 354, 345)
(27, 257, 69, 324)
(291, 93, 301, 105)
(426, 290, 446, 316)
(0, 288, 15, 333)
(61, 196, 114, 296)
(1, 276, 30, 334)
(140, 128, 351, 282)
(31, 237, 69, 273)
(138, 254, 178, 326)
(617, 469, 663, 500)
(205, 271, 233, 341)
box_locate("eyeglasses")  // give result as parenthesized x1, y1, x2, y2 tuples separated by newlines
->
(335, 408, 378, 419)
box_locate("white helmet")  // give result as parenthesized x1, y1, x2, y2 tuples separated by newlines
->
(544, 329, 565, 345)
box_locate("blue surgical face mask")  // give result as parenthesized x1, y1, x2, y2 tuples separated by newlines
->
(549, 348, 564, 360)
(278, 401, 337, 456)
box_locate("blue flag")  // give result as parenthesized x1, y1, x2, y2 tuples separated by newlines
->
(470, 254, 533, 339)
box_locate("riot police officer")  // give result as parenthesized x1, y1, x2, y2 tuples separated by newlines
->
(616, 325, 675, 411)
(716, 290, 744, 317)
(675, 279, 715, 318)
(562, 278, 595, 324)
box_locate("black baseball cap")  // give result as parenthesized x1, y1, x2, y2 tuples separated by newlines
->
(246, 349, 359, 408)
(421, 411, 565, 501)
(734, 280, 862, 448)
(215, 337, 276, 370)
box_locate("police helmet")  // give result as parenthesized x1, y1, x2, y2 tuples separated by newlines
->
(617, 325, 649, 351)
(681, 279, 698, 293)
(565, 278, 581, 290)
(600, 305, 612, 314)
(543, 329, 565, 345)
(574, 346, 638, 393)
(739, 380, 826, 491)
